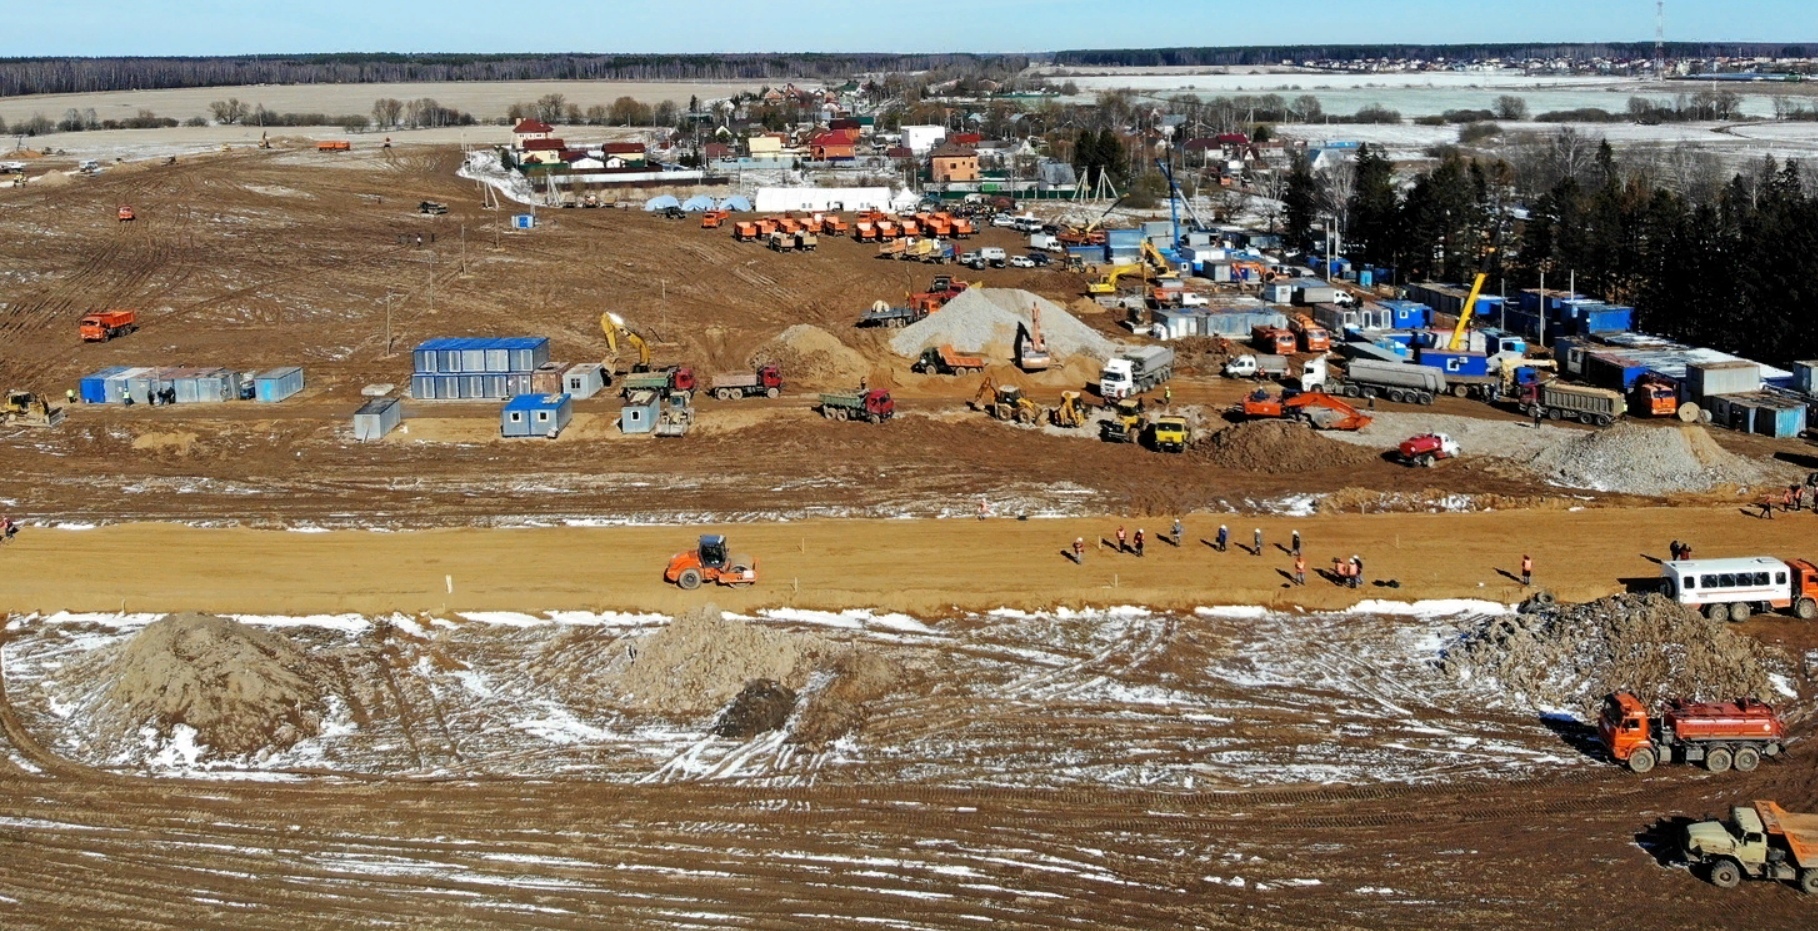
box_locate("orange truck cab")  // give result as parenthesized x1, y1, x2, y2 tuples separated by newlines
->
(1597, 690, 1787, 774)
(80, 309, 138, 342)
(820, 214, 848, 236)
(1252, 325, 1296, 355)
(1630, 375, 1681, 417)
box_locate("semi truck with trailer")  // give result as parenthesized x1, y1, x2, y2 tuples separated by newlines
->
(1328, 359, 1446, 405)
(1098, 345, 1174, 401)
(1520, 379, 1624, 426)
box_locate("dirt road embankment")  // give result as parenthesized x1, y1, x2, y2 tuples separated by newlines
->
(4, 507, 1811, 616)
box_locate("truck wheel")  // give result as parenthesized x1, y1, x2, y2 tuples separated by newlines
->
(676, 569, 702, 590)
(1386, 389, 1405, 403)
(1705, 603, 1729, 621)
(1795, 597, 1816, 620)
(833, 407, 849, 421)
(1417, 391, 1434, 405)
(766, 387, 780, 399)
(1596, 414, 1613, 427)
(1452, 384, 1469, 398)
(1799, 868, 1818, 895)
(1732, 746, 1761, 772)
(1708, 859, 1741, 889)
(1706, 747, 1733, 773)
(1579, 411, 1594, 425)
(1419, 453, 1436, 468)
(1730, 601, 1753, 623)
(1548, 409, 1561, 420)
(1626, 747, 1657, 774)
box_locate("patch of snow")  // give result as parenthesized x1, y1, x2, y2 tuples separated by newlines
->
(1346, 599, 1511, 618)
(1195, 605, 1271, 619)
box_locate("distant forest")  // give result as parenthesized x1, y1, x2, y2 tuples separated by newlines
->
(0, 53, 1025, 97)
(1052, 43, 1818, 67)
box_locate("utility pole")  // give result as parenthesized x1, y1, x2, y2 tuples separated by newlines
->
(384, 291, 394, 354)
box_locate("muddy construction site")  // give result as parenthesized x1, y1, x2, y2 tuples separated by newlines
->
(4, 142, 1818, 928)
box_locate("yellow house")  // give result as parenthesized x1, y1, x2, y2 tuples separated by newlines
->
(929, 142, 979, 182)
(746, 133, 786, 157)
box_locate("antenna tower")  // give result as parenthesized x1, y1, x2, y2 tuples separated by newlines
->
(1654, 0, 1666, 82)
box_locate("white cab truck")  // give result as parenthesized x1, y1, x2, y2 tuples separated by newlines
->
(1099, 345, 1175, 401)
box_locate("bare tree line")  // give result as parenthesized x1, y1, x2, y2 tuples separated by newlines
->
(0, 53, 1020, 97)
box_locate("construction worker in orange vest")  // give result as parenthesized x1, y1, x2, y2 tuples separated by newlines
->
(1294, 554, 1306, 586)
(1521, 553, 1533, 587)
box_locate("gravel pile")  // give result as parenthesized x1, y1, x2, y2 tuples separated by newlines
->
(891, 288, 1114, 360)
(1439, 593, 1793, 720)
(1324, 412, 1791, 497)
(1528, 422, 1782, 495)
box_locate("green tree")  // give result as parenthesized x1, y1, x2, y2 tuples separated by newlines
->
(1284, 157, 1319, 248)
(1347, 144, 1399, 267)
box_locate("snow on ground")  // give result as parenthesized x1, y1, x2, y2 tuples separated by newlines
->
(0, 599, 1581, 789)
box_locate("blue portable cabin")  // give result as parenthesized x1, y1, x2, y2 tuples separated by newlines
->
(79, 366, 130, 404)
(412, 337, 550, 376)
(500, 393, 572, 438)
(1518, 289, 1584, 316)
(1415, 348, 1492, 377)
(619, 390, 661, 434)
(1584, 351, 1649, 392)
(253, 366, 305, 403)
(1377, 300, 1430, 329)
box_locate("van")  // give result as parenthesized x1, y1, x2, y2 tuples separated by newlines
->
(979, 247, 1007, 267)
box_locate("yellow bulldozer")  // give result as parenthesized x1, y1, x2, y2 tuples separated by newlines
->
(2, 391, 65, 428)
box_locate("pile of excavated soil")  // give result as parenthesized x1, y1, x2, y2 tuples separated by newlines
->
(615, 605, 828, 718)
(790, 651, 909, 748)
(712, 679, 798, 739)
(1193, 420, 1380, 473)
(1528, 423, 1783, 495)
(749, 325, 872, 390)
(1439, 593, 1793, 719)
(74, 613, 329, 759)
(891, 288, 1114, 361)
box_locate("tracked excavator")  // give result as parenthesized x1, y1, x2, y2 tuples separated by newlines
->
(600, 311, 653, 380)
(1017, 303, 1053, 371)
(1235, 389, 1372, 431)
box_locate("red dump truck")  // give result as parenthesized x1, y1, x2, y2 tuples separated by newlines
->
(1597, 690, 1787, 774)
(79, 309, 138, 342)
(708, 365, 782, 400)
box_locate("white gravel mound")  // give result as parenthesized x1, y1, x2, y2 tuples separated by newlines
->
(890, 288, 1114, 360)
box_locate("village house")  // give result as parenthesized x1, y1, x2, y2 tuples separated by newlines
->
(928, 142, 980, 183)
(511, 119, 556, 148)
(601, 141, 647, 169)
(809, 127, 860, 160)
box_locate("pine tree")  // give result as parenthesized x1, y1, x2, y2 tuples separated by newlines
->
(1284, 156, 1318, 249)
(1348, 144, 1399, 267)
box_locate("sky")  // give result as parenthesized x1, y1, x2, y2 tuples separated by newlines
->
(4, 1, 1814, 57)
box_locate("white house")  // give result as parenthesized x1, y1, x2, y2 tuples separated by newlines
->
(900, 125, 947, 155)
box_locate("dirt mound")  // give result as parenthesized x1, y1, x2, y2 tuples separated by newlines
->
(1194, 420, 1379, 472)
(790, 651, 908, 748)
(1529, 423, 1781, 495)
(77, 613, 328, 759)
(890, 288, 1113, 361)
(1439, 594, 1792, 719)
(749, 324, 873, 390)
(615, 604, 827, 718)
(712, 679, 798, 739)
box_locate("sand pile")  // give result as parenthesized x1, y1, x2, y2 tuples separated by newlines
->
(712, 680, 798, 739)
(749, 325, 872, 389)
(1194, 420, 1379, 472)
(891, 288, 1114, 361)
(791, 651, 909, 748)
(75, 613, 329, 759)
(1439, 594, 1793, 719)
(616, 605, 827, 718)
(1529, 423, 1781, 495)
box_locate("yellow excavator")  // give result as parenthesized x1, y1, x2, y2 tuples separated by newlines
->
(1086, 263, 1146, 295)
(1048, 390, 1085, 428)
(1140, 240, 1179, 280)
(971, 377, 1042, 424)
(600, 311, 652, 376)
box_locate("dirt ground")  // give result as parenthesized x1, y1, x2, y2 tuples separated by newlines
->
(5, 143, 1818, 929)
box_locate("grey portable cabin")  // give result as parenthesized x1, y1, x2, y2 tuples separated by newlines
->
(353, 397, 403, 441)
(562, 363, 606, 399)
(254, 366, 305, 402)
(620, 389, 661, 434)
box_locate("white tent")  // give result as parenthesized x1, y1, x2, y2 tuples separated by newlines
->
(680, 194, 717, 212)
(642, 194, 681, 211)
(754, 187, 892, 213)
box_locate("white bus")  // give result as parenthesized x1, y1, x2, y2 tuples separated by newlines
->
(1659, 556, 1818, 622)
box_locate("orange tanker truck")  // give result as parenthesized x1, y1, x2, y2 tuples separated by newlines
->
(1597, 690, 1787, 774)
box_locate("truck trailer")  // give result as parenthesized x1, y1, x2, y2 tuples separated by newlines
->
(709, 365, 783, 400)
(1521, 379, 1624, 426)
(1329, 359, 1447, 405)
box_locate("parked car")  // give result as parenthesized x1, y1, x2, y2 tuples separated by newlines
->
(1024, 252, 1052, 267)
(1008, 255, 1037, 268)
(959, 250, 985, 269)
(990, 214, 1019, 228)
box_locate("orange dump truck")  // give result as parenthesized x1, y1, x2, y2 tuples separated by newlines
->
(80, 309, 139, 342)
(1252, 325, 1297, 355)
(317, 140, 351, 152)
(1597, 691, 1787, 774)
(1290, 314, 1331, 352)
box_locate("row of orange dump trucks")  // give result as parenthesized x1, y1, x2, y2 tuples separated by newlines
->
(719, 209, 976, 243)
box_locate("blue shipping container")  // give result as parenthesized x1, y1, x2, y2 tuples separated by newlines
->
(79, 366, 130, 403)
(1379, 300, 1431, 329)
